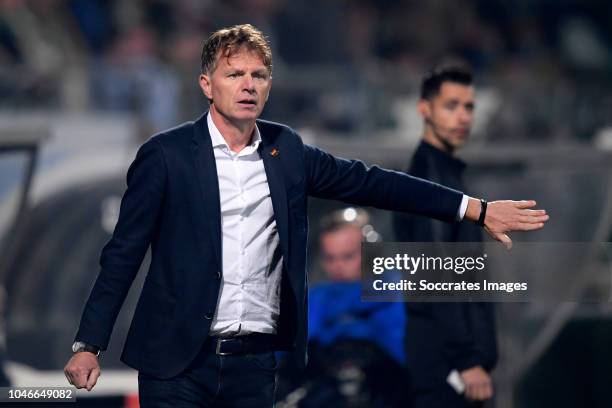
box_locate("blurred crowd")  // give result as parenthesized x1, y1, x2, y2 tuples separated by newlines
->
(1, 4, 611, 406)
(1, 0, 611, 141)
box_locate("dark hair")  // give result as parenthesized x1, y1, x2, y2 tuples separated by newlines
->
(420, 64, 473, 100)
(201, 24, 272, 75)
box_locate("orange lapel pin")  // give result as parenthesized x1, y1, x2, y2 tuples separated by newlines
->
(270, 148, 279, 157)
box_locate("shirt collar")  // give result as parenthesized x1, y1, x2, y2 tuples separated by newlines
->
(207, 112, 262, 152)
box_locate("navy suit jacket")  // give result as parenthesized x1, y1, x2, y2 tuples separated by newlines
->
(75, 113, 464, 379)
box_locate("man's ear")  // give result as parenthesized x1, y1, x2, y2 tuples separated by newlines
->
(417, 99, 431, 120)
(199, 74, 213, 100)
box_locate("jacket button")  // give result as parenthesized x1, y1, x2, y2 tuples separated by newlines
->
(204, 313, 213, 320)
(216, 271, 221, 279)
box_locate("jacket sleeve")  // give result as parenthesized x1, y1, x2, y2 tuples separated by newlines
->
(431, 303, 485, 372)
(75, 138, 167, 349)
(303, 144, 463, 223)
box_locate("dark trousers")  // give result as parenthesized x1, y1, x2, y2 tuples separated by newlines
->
(138, 338, 277, 407)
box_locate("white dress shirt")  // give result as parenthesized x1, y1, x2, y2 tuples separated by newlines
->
(207, 114, 283, 337)
(206, 113, 469, 336)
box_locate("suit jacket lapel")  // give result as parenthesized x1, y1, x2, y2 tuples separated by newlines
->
(191, 114, 290, 271)
(259, 129, 290, 263)
(192, 113, 222, 272)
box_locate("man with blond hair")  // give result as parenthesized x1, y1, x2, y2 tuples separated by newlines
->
(65, 25, 548, 407)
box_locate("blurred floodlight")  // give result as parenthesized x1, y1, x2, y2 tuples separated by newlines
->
(343, 207, 357, 222)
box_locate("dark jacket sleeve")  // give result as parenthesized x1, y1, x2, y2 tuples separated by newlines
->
(75, 138, 167, 349)
(303, 144, 463, 223)
(432, 304, 487, 371)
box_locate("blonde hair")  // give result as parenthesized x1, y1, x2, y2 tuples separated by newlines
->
(201, 24, 272, 75)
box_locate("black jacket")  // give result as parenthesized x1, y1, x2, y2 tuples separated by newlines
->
(393, 140, 497, 387)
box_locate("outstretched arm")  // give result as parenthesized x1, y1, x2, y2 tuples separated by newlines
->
(303, 143, 549, 245)
(303, 144, 464, 223)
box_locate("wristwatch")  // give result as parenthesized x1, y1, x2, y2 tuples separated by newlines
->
(72, 341, 100, 356)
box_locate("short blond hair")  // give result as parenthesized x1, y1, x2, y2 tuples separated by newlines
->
(201, 24, 272, 75)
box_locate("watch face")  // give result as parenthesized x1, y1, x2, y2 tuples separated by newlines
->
(72, 342, 83, 353)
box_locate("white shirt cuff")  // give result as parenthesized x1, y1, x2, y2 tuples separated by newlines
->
(456, 194, 470, 221)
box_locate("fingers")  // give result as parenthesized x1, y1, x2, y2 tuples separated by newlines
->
(465, 382, 492, 401)
(519, 209, 547, 216)
(66, 368, 87, 389)
(499, 233, 512, 250)
(517, 222, 545, 231)
(470, 382, 493, 401)
(514, 200, 537, 209)
(488, 229, 512, 250)
(465, 384, 477, 400)
(64, 365, 81, 388)
(465, 379, 493, 401)
(472, 385, 484, 401)
(514, 204, 549, 227)
(483, 381, 493, 400)
(86, 367, 100, 391)
(518, 214, 549, 224)
(63, 367, 73, 386)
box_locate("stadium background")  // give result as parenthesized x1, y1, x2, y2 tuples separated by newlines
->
(1, 0, 612, 407)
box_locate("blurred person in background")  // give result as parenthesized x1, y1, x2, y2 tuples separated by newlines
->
(64, 24, 546, 407)
(311, 208, 405, 367)
(277, 208, 407, 407)
(90, 24, 181, 138)
(393, 64, 497, 408)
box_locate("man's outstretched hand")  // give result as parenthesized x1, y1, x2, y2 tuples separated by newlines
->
(64, 352, 100, 391)
(466, 199, 549, 249)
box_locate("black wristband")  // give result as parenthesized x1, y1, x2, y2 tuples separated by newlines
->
(477, 199, 488, 227)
